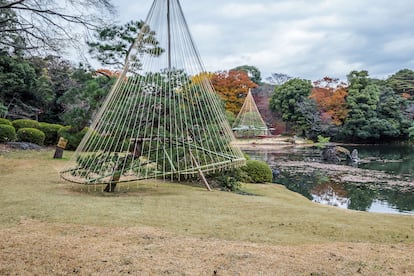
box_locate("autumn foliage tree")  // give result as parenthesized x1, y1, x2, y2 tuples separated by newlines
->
(210, 70, 257, 115)
(310, 77, 348, 125)
(191, 72, 214, 85)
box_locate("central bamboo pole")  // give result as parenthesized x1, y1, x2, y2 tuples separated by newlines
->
(167, 0, 171, 70)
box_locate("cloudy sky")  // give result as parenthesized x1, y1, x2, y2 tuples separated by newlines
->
(112, 0, 414, 81)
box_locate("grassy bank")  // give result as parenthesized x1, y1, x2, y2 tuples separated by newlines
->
(0, 149, 413, 275)
(1, 149, 413, 245)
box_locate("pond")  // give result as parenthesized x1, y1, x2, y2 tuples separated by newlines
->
(243, 144, 414, 215)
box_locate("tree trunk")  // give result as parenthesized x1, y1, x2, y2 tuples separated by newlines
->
(104, 169, 121, 192)
(104, 182, 117, 192)
(104, 139, 142, 192)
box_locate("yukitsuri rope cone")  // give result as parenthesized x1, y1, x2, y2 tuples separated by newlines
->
(232, 89, 270, 138)
(60, 0, 245, 191)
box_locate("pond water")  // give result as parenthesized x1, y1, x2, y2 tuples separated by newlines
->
(243, 144, 414, 215)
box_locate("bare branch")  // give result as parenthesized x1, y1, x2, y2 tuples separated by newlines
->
(14, 3, 99, 29)
(0, 0, 25, 9)
(0, 0, 115, 54)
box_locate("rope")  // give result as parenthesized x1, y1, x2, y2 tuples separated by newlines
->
(232, 89, 271, 138)
(60, 0, 245, 185)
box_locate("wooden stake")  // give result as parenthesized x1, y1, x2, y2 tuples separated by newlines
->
(189, 150, 212, 191)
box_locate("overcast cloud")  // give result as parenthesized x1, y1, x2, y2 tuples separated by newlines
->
(112, 0, 414, 81)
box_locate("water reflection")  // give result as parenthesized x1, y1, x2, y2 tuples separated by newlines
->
(244, 145, 414, 215)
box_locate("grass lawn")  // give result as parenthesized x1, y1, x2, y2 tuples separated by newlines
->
(0, 148, 413, 275)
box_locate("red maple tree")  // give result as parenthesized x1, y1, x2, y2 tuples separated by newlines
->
(210, 70, 258, 115)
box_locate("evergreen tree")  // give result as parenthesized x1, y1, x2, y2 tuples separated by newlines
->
(387, 68, 414, 98)
(0, 52, 44, 119)
(58, 66, 115, 131)
(342, 70, 410, 141)
(270, 78, 312, 134)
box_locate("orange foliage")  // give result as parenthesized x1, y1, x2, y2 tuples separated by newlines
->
(211, 70, 258, 114)
(191, 72, 214, 85)
(313, 76, 347, 89)
(310, 77, 348, 125)
(94, 68, 121, 78)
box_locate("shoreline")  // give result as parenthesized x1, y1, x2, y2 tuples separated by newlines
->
(231, 136, 312, 151)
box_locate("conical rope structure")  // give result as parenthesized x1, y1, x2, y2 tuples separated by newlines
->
(60, 0, 245, 190)
(232, 89, 270, 138)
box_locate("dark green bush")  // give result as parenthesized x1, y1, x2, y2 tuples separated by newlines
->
(12, 119, 39, 130)
(16, 128, 45, 145)
(0, 118, 12, 126)
(57, 126, 88, 150)
(215, 174, 241, 191)
(207, 168, 247, 192)
(38, 122, 64, 145)
(0, 124, 16, 143)
(241, 160, 272, 183)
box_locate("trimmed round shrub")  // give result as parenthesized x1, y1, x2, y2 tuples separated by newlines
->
(0, 118, 12, 126)
(241, 159, 272, 183)
(57, 126, 88, 150)
(38, 122, 64, 146)
(12, 119, 39, 130)
(0, 124, 16, 143)
(16, 128, 45, 145)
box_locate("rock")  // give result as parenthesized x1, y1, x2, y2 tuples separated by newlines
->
(351, 149, 359, 163)
(321, 145, 351, 164)
(6, 142, 42, 150)
(321, 145, 340, 163)
(272, 168, 280, 180)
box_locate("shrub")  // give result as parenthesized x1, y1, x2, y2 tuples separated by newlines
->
(208, 168, 243, 192)
(409, 123, 414, 142)
(315, 135, 331, 149)
(12, 119, 39, 130)
(241, 159, 272, 183)
(16, 128, 45, 145)
(38, 122, 64, 145)
(0, 118, 12, 126)
(215, 174, 241, 191)
(0, 124, 16, 143)
(57, 126, 88, 150)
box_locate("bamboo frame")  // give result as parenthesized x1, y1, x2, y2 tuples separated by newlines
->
(59, 0, 245, 190)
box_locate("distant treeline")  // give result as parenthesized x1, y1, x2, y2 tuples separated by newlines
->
(0, 53, 413, 143)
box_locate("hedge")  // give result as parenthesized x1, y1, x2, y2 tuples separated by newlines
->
(57, 126, 88, 150)
(38, 122, 64, 146)
(12, 119, 39, 130)
(16, 128, 45, 145)
(0, 124, 16, 143)
(0, 118, 12, 126)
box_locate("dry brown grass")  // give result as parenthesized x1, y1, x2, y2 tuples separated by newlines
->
(0, 149, 413, 275)
(0, 219, 413, 275)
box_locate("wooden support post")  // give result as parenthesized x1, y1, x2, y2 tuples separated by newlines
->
(105, 155, 122, 193)
(130, 139, 143, 158)
(104, 172, 120, 192)
(53, 147, 64, 159)
(53, 137, 68, 159)
(189, 150, 212, 191)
